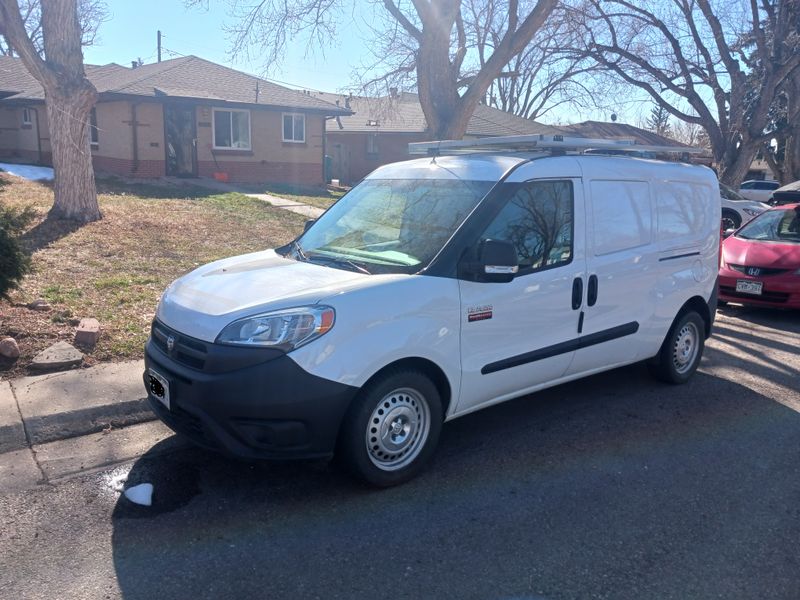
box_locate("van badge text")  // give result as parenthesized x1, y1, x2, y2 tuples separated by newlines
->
(468, 305, 493, 322)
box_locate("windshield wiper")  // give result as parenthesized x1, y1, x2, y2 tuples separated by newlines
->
(306, 253, 371, 275)
(291, 240, 308, 262)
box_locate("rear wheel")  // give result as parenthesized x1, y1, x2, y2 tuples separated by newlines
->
(337, 369, 443, 487)
(648, 311, 705, 384)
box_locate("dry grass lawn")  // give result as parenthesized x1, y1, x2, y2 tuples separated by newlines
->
(0, 174, 304, 377)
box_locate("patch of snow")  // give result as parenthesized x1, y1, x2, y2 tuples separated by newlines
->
(123, 483, 154, 506)
(0, 162, 54, 181)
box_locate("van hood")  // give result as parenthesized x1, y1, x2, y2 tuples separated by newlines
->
(156, 250, 369, 342)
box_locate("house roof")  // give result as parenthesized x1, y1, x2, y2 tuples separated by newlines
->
(0, 55, 349, 114)
(321, 92, 565, 137)
(561, 120, 686, 147)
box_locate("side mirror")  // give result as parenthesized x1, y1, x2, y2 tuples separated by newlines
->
(304, 219, 316, 233)
(460, 239, 519, 283)
(723, 228, 736, 238)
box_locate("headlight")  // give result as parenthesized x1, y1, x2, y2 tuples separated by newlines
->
(742, 208, 763, 217)
(216, 306, 335, 350)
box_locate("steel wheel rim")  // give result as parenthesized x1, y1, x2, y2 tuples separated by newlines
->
(721, 215, 738, 230)
(365, 387, 430, 471)
(672, 321, 700, 375)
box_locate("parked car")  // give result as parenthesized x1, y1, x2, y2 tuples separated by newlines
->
(719, 204, 800, 309)
(144, 137, 721, 486)
(770, 180, 800, 206)
(738, 179, 780, 203)
(720, 183, 769, 230)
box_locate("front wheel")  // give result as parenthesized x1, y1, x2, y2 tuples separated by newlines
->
(648, 311, 705, 384)
(337, 369, 443, 487)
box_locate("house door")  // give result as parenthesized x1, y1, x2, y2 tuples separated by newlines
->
(164, 105, 197, 177)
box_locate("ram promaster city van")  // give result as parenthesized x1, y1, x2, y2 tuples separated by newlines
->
(145, 135, 720, 486)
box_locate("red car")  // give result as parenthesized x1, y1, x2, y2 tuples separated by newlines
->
(719, 203, 800, 309)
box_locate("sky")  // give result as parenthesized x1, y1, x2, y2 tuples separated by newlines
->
(83, 0, 377, 95)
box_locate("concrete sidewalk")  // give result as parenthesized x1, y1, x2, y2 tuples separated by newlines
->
(1, 360, 152, 453)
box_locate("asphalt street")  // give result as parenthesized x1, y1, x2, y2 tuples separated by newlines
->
(1, 305, 799, 600)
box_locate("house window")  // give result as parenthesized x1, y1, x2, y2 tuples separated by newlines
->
(282, 113, 305, 143)
(366, 133, 378, 155)
(22, 108, 32, 125)
(89, 107, 99, 148)
(213, 108, 251, 149)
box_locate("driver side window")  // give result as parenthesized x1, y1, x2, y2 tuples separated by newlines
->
(481, 180, 574, 274)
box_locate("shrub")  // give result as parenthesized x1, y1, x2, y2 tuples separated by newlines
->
(0, 203, 36, 299)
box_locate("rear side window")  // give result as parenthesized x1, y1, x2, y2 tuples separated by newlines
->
(481, 180, 573, 273)
(590, 180, 652, 255)
(657, 182, 715, 243)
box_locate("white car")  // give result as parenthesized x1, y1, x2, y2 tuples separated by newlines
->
(720, 183, 769, 230)
(738, 179, 779, 203)
(145, 136, 720, 486)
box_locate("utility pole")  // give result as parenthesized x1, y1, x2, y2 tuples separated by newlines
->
(157, 30, 162, 63)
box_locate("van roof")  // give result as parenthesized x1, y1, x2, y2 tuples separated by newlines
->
(366, 152, 713, 183)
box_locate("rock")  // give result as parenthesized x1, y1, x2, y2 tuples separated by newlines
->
(74, 318, 101, 347)
(0, 337, 20, 359)
(28, 299, 51, 312)
(30, 341, 83, 371)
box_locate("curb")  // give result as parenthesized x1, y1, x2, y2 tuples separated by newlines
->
(2, 360, 157, 452)
(24, 397, 156, 447)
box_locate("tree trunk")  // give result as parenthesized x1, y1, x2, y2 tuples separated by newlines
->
(45, 84, 99, 221)
(0, 0, 101, 223)
(717, 142, 759, 188)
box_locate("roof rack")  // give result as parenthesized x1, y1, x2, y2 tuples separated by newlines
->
(408, 134, 704, 156)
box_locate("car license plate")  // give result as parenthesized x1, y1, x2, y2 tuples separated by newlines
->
(148, 369, 170, 410)
(736, 280, 763, 295)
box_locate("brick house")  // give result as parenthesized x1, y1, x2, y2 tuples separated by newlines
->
(320, 92, 565, 184)
(0, 55, 350, 185)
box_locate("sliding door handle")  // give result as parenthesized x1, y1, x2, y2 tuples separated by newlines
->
(571, 277, 583, 310)
(587, 274, 598, 307)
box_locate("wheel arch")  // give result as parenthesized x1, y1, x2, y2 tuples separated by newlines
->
(677, 295, 713, 339)
(357, 357, 453, 418)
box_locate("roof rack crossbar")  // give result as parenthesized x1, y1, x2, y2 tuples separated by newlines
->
(408, 134, 704, 156)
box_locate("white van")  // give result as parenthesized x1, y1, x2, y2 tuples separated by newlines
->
(145, 136, 720, 486)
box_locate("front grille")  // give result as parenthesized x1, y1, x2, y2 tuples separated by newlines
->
(729, 264, 789, 277)
(151, 320, 208, 370)
(720, 285, 790, 303)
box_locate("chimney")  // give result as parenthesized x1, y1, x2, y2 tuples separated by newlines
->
(389, 87, 398, 99)
(131, 61, 139, 69)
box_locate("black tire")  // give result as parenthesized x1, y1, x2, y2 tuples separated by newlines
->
(337, 369, 443, 487)
(721, 209, 741, 231)
(647, 311, 705, 384)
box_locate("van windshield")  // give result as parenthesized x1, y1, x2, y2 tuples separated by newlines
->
(292, 179, 493, 274)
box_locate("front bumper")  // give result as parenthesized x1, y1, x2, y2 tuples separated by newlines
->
(143, 322, 358, 460)
(719, 269, 800, 309)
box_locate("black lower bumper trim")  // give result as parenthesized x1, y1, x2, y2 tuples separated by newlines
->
(144, 337, 358, 460)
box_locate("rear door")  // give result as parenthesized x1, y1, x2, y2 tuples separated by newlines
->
(457, 161, 587, 414)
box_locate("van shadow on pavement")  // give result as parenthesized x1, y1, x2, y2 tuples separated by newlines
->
(111, 358, 800, 600)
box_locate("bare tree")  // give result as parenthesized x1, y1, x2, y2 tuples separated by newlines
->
(0, 0, 100, 222)
(468, 0, 599, 121)
(761, 58, 800, 184)
(0, 0, 107, 56)
(571, 0, 800, 187)
(188, 0, 558, 139)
